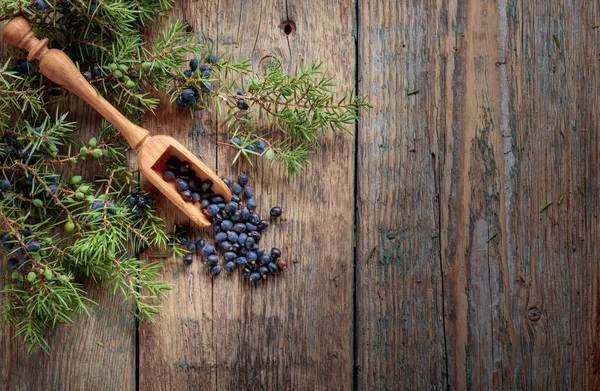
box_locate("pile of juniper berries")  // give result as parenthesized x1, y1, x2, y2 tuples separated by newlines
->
(163, 158, 285, 282)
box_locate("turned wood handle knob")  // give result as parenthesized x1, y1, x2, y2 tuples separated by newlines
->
(2, 17, 150, 150)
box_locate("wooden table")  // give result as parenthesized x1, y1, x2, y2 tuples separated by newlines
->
(1, 1, 599, 389)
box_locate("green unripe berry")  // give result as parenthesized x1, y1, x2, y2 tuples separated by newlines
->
(75, 192, 84, 200)
(86, 195, 95, 203)
(64, 221, 75, 234)
(88, 137, 98, 148)
(27, 271, 36, 282)
(108, 63, 118, 71)
(112, 70, 123, 79)
(118, 64, 128, 72)
(59, 274, 69, 282)
(80, 146, 88, 155)
(11, 271, 21, 280)
(125, 80, 136, 89)
(142, 61, 152, 71)
(44, 269, 53, 280)
(266, 149, 275, 161)
(77, 185, 90, 193)
(33, 199, 43, 207)
(92, 149, 103, 158)
(70, 176, 82, 185)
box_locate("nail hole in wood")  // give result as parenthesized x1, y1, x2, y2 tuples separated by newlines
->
(281, 20, 296, 36)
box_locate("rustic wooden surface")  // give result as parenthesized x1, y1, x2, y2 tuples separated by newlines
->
(2, 0, 600, 389)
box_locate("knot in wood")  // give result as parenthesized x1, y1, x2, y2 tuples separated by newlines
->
(527, 306, 542, 322)
(280, 20, 296, 36)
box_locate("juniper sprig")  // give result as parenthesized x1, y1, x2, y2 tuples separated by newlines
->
(1, 0, 369, 353)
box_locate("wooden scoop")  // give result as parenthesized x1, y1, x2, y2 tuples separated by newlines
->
(3, 17, 231, 227)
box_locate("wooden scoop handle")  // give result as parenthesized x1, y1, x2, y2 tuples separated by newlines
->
(3, 17, 150, 150)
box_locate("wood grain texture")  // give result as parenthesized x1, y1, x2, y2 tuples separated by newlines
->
(139, 0, 356, 390)
(355, 0, 447, 389)
(0, 26, 135, 391)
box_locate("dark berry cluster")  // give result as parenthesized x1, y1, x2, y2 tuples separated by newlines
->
(177, 173, 285, 282)
(161, 156, 219, 206)
(1, 227, 41, 272)
(174, 56, 217, 107)
(10, 58, 33, 76)
(126, 187, 155, 217)
(230, 137, 266, 152)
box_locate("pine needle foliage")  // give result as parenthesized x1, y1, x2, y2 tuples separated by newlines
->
(0, 0, 369, 352)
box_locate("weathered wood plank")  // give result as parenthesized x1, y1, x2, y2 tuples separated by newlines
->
(0, 27, 135, 390)
(435, 0, 600, 389)
(139, 0, 357, 390)
(355, 0, 448, 389)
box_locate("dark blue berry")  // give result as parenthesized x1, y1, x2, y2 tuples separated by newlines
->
(256, 141, 266, 151)
(201, 69, 211, 78)
(233, 223, 246, 233)
(199, 64, 210, 72)
(90, 3, 97, 13)
(236, 256, 247, 266)
(206, 204, 219, 216)
(245, 237, 256, 249)
(221, 177, 231, 188)
(250, 231, 261, 242)
(201, 82, 212, 93)
(0, 179, 10, 191)
(200, 180, 212, 193)
(18, 62, 32, 75)
(245, 223, 258, 232)
(268, 262, 279, 273)
(238, 174, 249, 187)
(227, 231, 239, 243)
(215, 232, 228, 242)
(22, 227, 33, 237)
(241, 208, 251, 221)
(106, 202, 117, 215)
(246, 198, 257, 211)
(34, 127, 42, 133)
(231, 137, 241, 145)
(191, 192, 201, 202)
(182, 88, 195, 101)
(260, 254, 271, 266)
(185, 242, 196, 252)
(210, 55, 218, 64)
(223, 252, 236, 262)
(92, 201, 104, 210)
(189, 58, 199, 71)
(270, 206, 282, 217)
(243, 267, 252, 277)
(27, 241, 41, 252)
(211, 195, 224, 204)
(247, 251, 257, 262)
(181, 190, 192, 201)
(210, 265, 222, 277)
(231, 212, 242, 222)
(250, 272, 261, 282)
(92, 64, 102, 77)
(259, 266, 269, 276)
(17, 147, 29, 160)
(232, 183, 242, 195)
(237, 233, 248, 245)
(220, 241, 233, 252)
(183, 254, 193, 266)
(244, 188, 254, 198)
(246, 144, 255, 151)
(184, 69, 193, 78)
(271, 248, 282, 259)
(175, 178, 189, 191)
(175, 96, 186, 107)
(221, 220, 233, 231)
(231, 195, 241, 204)
(257, 220, 269, 230)
(126, 196, 137, 207)
(206, 254, 219, 267)
(203, 245, 215, 255)
(196, 238, 206, 249)
(7, 258, 18, 270)
(82, 71, 92, 82)
(201, 199, 210, 209)
(237, 99, 249, 110)
(225, 201, 238, 214)
(224, 261, 236, 273)
(232, 242, 241, 253)
(187, 96, 197, 105)
(35, 0, 46, 10)
(249, 213, 260, 225)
